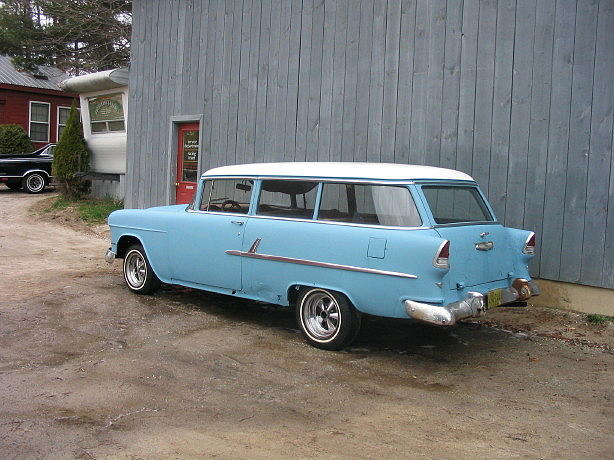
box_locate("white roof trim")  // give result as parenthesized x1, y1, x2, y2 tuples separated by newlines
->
(203, 162, 475, 182)
(59, 68, 129, 93)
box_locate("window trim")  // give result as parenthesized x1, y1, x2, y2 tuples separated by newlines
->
(419, 183, 497, 226)
(194, 178, 253, 216)
(316, 181, 423, 228)
(87, 93, 126, 134)
(190, 177, 433, 230)
(255, 178, 320, 220)
(56, 106, 72, 141)
(29, 101, 50, 142)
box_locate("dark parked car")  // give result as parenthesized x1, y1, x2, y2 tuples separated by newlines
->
(0, 144, 55, 193)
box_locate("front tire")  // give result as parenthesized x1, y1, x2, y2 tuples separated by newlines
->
(123, 244, 161, 295)
(22, 172, 47, 193)
(296, 287, 361, 350)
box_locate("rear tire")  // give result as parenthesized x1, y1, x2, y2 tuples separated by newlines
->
(123, 244, 161, 295)
(22, 172, 46, 194)
(296, 287, 361, 350)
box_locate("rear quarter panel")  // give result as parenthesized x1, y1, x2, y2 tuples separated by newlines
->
(241, 217, 449, 318)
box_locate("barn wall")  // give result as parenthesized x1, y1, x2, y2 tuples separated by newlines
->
(127, 0, 614, 289)
(0, 86, 78, 148)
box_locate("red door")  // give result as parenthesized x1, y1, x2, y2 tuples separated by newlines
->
(176, 123, 200, 204)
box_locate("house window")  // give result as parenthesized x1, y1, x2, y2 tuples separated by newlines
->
(29, 101, 50, 142)
(57, 106, 71, 140)
(88, 93, 125, 133)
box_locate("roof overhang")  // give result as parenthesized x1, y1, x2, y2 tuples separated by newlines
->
(59, 68, 129, 93)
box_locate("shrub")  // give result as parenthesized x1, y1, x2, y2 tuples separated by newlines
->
(52, 102, 90, 198)
(0, 124, 34, 155)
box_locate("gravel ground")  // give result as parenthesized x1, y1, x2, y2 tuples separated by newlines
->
(0, 189, 612, 459)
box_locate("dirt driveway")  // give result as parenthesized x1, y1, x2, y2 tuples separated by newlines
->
(0, 190, 612, 459)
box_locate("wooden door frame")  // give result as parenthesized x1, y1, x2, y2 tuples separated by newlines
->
(166, 114, 204, 205)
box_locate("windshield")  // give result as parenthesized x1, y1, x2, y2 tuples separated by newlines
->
(421, 185, 493, 224)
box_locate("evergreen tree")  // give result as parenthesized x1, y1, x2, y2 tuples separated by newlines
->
(0, 0, 131, 74)
(0, 124, 34, 155)
(52, 102, 90, 198)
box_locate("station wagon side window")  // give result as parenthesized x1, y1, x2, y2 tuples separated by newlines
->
(256, 180, 318, 219)
(199, 178, 252, 214)
(421, 186, 493, 224)
(318, 183, 422, 227)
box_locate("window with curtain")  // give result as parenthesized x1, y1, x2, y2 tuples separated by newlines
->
(29, 102, 50, 142)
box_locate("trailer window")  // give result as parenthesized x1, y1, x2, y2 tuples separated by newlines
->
(318, 183, 421, 227)
(422, 186, 493, 224)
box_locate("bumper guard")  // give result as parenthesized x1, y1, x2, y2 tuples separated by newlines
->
(105, 248, 116, 263)
(404, 279, 539, 326)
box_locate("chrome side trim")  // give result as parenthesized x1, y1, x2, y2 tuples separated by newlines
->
(433, 221, 500, 228)
(0, 158, 52, 163)
(110, 225, 167, 233)
(249, 214, 431, 231)
(1, 169, 52, 179)
(22, 169, 51, 178)
(226, 247, 418, 280)
(185, 208, 431, 231)
(186, 208, 249, 217)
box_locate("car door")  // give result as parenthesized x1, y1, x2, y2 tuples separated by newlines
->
(169, 178, 253, 290)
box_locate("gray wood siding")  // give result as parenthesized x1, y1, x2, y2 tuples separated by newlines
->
(127, 0, 614, 290)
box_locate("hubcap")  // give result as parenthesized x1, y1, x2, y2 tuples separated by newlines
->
(125, 250, 147, 289)
(27, 174, 44, 192)
(301, 290, 340, 340)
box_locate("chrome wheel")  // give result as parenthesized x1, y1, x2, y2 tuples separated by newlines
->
(124, 249, 147, 289)
(300, 289, 341, 341)
(24, 173, 45, 193)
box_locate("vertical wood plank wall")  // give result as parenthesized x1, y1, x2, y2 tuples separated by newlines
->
(127, 0, 614, 289)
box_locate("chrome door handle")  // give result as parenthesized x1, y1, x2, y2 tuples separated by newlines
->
(231, 221, 244, 226)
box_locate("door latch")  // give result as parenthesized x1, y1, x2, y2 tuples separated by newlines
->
(475, 241, 494, 251)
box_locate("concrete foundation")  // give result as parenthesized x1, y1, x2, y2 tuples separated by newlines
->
(89, 174, 125, 201)
(531, 279, 614, 316)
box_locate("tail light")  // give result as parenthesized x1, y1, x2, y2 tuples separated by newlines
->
(433, 240, 450, 269)
(523, 232, 536, 255)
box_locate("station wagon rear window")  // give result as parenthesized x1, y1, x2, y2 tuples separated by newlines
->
(318, 183, 421, 227)
(422, 186, 493, 224)
(200, 179, 252, 214)
(257, 180, 318, 219)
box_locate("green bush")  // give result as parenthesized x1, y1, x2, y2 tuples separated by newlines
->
(52, 102, 90, 198)
(0, 124, 34, 155)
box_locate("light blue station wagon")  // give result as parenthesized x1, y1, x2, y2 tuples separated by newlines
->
(106, 162, 539, 350)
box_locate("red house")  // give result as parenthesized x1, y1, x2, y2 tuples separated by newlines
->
(0, 55, 77, 149)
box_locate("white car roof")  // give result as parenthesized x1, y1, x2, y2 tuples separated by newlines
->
(202, 162, 474, 182)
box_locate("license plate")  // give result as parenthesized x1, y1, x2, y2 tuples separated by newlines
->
(487, 289, 503, 309)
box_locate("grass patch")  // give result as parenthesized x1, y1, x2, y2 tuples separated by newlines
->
(586, 314, 614, 325)
(45, 196, 123, 224)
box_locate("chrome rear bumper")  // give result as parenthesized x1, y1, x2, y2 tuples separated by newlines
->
(404, 279, 540, 326)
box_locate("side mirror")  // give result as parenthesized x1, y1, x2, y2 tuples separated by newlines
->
(236, 183, 252, 192)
